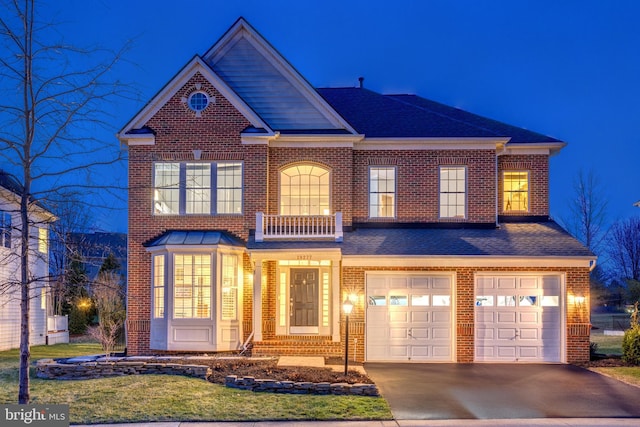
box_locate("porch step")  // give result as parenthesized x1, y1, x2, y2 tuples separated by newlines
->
(277, 356, 325, 368)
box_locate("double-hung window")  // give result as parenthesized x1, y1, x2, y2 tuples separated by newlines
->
(439, 166, 466, 218)
(173, 254, 211, 319)
(154, 162, 243, 215)
(0, 211, 11, 248)
(369, 167, 396, 218)
(503, 171, 529, 212)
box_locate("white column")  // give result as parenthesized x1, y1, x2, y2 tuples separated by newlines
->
(253, 261, 263, 341)
(332, 262, 341, 342)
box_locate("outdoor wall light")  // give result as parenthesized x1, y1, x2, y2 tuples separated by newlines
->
(342, 298, 354, 375)
(575, 294, 586, 305)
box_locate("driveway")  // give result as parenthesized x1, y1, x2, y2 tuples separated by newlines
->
(364, 363, 640, 420)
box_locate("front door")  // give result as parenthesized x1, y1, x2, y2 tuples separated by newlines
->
(290, 269, 319, 331)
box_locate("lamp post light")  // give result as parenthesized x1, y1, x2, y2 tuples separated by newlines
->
(342, 298, 354, 375)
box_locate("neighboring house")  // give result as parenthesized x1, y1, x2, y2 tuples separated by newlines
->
(0, 171, 58, 351)
(118, 18, 595, 363)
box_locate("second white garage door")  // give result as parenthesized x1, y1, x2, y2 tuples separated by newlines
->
(366, 273, 453, 362)
(475, 275, 563, 362)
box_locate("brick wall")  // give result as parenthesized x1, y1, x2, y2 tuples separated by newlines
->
(352, 149, 496, 223)
(498, 154, 549, 216)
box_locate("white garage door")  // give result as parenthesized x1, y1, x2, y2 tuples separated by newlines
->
(475, 275, 562, 362)
(366, 274, 453, 362)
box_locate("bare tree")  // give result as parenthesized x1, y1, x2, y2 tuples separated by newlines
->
(609, 217, 640, 283)
(88, 271, 125, 359)
(562, 169, 608, 254)
(0, 0, 131, 403)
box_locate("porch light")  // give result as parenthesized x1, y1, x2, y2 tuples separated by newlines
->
(343, 298, 354, 375)
(575, 294, 585, 305)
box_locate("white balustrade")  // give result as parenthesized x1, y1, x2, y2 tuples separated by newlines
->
(256, 212, 343, 242)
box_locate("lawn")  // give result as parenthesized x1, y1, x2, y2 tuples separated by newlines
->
(590, 332, 623, 355)
(0, 343, 392, 424)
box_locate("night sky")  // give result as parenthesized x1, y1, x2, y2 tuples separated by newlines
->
(47, 0, 640, 232)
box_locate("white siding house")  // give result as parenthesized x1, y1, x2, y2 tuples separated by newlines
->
(0, 173, 56, 351)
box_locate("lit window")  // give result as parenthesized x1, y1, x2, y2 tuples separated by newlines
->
(153, 255, 165, 319)
(439, 166, 466, 218)
(369, 167, 396, 218)
(504, 171, 529, 212)
(0, 211, 10, 248)
(221, 254, 238, 320)
(38, 228, 48, 254)
(173, 254, 211, 319)
(188, 92, 209, 112)
(154, 162, 243, 215)
(280, 164, 330, 215)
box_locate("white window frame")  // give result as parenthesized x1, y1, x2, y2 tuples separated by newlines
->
(280, 164, 331, 216)
(153, 161, 243, 216)
(152, 254, 166, 319)
(173, 254, 212, 319)
(439, 166, 467, 219)
(0, 211, 10, 248)
(369, 166, 396, 218)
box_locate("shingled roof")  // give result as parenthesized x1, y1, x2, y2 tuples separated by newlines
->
(248, 221, 593, 258)
(317, 87, 561, 143)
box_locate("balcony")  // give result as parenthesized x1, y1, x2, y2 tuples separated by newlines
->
(255, 212, 343, 242)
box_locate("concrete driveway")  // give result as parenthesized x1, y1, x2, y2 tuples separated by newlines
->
(364, 363, 640, 420)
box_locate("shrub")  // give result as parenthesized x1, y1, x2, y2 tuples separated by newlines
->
(622, 302, 640, 365)
(589, 341, 599, 360)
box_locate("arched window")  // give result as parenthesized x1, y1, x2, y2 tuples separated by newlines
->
(280, 164, 330, 215)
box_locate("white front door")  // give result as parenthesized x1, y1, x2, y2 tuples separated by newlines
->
(475, 275, 562, 362)
(366, 273, 453, 362)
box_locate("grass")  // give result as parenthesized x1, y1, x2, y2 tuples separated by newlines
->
(590, 332, 623, 355)
(0, 343, 392, 424)
(590, 367, 640, 388)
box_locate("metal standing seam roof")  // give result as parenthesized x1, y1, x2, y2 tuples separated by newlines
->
(143, 230, 245, 247)
(248, 221, 594, 258)
(316, 87, 562, 143)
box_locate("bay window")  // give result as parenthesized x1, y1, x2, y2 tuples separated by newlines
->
(173, 254, 211, 319)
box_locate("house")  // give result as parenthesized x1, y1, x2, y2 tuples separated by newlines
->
(118, 18, 595, 363)
(0, 171, 59, 351)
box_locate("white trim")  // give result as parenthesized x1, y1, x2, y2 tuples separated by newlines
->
(203, 19, 358, 134)
(122, 134, 155, 146)
(249, 248, 342, 262)
(118, 56, 274, 145)
(343, 255, 595, 268)
(502, 142, 566, 156)
(355, 137, 508, 151)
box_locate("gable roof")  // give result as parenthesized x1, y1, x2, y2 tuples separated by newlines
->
(317, 87, 562, 144)
(203, 18, 356, 133)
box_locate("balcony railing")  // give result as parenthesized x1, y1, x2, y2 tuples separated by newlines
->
(256, 212, 343, 242)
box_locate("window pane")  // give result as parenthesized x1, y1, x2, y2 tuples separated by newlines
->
(369, 296, 387, 306)
(390, 295, 407, 306)
(154, 163, 180, 214)
(497, 296, 516, 306)
(369, 167, 396, 218)
(541, 296, 559, 307)
(412, 295, 430, 306)
(217, 162, 243, 214)
(504, 171, 529, 212)
(280, 164, 330, 215)
(0, 212, 11, 248)
(433, 295, 451, 306)
(174, 254, 211, 318)
(476, 296, 494, 306)
(153, 255, 165, 318)
(221, 254, 238, 320)
(519, 295, 538, 306)
(186, 163, 211, 214)
(439, 166, 466, 218)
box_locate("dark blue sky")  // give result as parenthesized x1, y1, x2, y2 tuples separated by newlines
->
(56, 0, 640, 232)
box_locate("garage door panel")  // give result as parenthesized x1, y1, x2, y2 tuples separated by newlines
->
(411, 311, 429, 322)
(432, 311, 450, 323)
(476, 274, 562, 363)
(519, 312, 539, 323)
(367, 274, 452, 362)
(497, 311, 517, 323)
(432, 327, 450, 339)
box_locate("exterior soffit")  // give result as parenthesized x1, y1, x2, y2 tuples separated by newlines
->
(203, 18, 357, 134)
(117, 56, 273, 145)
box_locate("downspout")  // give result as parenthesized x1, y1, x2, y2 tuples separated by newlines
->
(495, 144, 507, 227)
